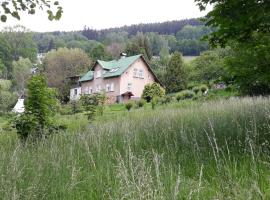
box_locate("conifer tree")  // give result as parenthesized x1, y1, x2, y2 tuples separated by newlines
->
(164, 52, 187, 93)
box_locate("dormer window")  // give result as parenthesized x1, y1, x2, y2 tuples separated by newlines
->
(110, 68, 119, 73)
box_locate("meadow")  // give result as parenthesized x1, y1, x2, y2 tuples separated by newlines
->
(1, 97, 270, 199)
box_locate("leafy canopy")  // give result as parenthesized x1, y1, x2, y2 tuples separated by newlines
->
(0, 0, 62, 22)
(195, 0, 270, 46)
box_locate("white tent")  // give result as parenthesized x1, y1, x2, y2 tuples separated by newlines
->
(12, 98, 25, 113)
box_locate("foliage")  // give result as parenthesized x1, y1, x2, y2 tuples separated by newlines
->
(225, 34, 270, 95)
(125, 102, 133, 111)
(80, 93, 106, 121)
(176, 90, 195, 101)
(151, 97, 158, 110)
(159, 96, 172, 105)
(14, 74, 58, 140)
(43, 48, 91, 102)
(200, 84, 208, 93)
(192, 86, 201, 94)
(195, 0, 270, 46)
(187, 47, 232, 84)
(1, 25, 38, 62)
(165, 51, 187, 93)
(136, 99, 145, 108)
(125, 33, 152, 61)
(141, 83, 165, 102)
(0, 0, 62, 22)
(12, 57, 32, 94)
(90, 44, 112, 61)
(0, 90, 17, 113)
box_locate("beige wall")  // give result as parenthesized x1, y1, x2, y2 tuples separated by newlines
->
(119, 58, 155, 98)
(80, 58, 156, 103)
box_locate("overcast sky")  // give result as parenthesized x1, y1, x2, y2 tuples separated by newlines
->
(0, 0, 211, 32)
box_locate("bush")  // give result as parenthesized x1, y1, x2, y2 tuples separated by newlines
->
(200, 84, 208, 93)
(125, 102, 133, 111)
(151, 97, 158, 110)
(13, 75, 58, 141)
(192, 86, 201, 94)
(136, 99, 145, 108)
(142, 83, 165, 102)
(176, 90, 195, 101)
(159, 96, 172, 105)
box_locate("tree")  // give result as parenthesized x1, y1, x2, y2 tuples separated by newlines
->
(125, 33, 152, 61)
(1, 25, 38, 62)
(195, 0, 270, 46)
(90, 44, 112, 61)
(80, 93, 107, 121)
(225, 34, 270, 95)
(0, 35, 12, 78)
(43, 48, 91, 102)
(0, 79, 17, 112)
(0, 0, 62, 22)
(189, 48, 232, 83)
(141, 83, 165, 102)
(12, 57, 33, 94)
(195, 0, 270, 95)
(164, 52, 187, 93)
(14, 74, 58, 140)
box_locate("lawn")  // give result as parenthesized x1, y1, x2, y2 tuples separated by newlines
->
(0, 97, 270, 199)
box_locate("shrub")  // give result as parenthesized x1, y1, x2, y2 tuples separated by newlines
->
(176, 90, 195, 101)
(200, 84, 208, 93)
(159, 96, 172, 105)
(136, 99, 145, 108)
(125, 102, 133, 111)
(151, 97, 158, 110)
(142, 83, 165, 102)
(192, 86, 201, 94)
(13, 75, 58, 140)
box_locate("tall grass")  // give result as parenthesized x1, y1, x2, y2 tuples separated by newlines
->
(1, 97, 270, 199)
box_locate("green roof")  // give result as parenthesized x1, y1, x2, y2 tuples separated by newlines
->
(79, 54, 152, 82)
(99, 54, 141, 78)
(79, 71, 94, 82)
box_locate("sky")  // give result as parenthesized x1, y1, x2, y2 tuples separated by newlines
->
(0, 0, 211, 32)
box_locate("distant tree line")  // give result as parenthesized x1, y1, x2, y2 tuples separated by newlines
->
(81, 18, 203, 40)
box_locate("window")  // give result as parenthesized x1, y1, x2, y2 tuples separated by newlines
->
(106, 84, 111, 92)
(138, 69, 144, 78)
(96, 85, 101, 92)
(96, 70, 102, 78)
(133, 68, 138, 77)
(84, 87, 89, 94)
(110, 67, 119, 73)
(89, 87, 92, 94)
(127, 83, 132, 91)
(74, 89, 77, 95)
(110, 83, 114, 92)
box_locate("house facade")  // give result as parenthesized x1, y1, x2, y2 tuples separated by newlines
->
(71, 54, 160, 103)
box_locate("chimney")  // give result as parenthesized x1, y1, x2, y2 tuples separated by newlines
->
(120, 52, 127, 59)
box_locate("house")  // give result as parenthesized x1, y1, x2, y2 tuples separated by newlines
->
(70, 54, 161, 103)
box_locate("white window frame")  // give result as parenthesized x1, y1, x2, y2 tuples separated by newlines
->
(138, 69, 144, 78)
(106, 84, 111, 92)
(133, 68, 138, 77)
(110, 83, 114, 92)
(127, 83, 132, 91)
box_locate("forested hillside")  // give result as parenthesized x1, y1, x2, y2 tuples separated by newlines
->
(34, 18, 212, 56)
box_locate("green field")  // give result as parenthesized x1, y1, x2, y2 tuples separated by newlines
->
(1, 97, 270, 199)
